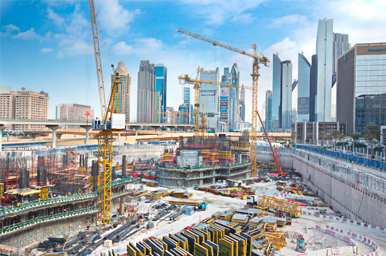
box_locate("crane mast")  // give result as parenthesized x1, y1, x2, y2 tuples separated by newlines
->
(178, 29, 269, 177)
(89, 0, 107, 121)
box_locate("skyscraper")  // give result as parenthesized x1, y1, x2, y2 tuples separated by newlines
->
(178, 104, 189, 124)
(183, 85, 192, 124)
(332, 33, 350, 121)
(230, 63, 240, 128)
(272, 54, 282, 130)
(155, 64, 167, 123)
(220, 67, 231, 128)
(111, 60, 131, 122)
(309, 54, 318, 122)
(239, 85, 245, 122)
(292, 80, 298, 123)
(281, 61, 293, 129)
(337, 42, 386, 134)
(199, 68, 219, 131)
(137, 60, 157, 123)
(265, 90, 272, 131)
(298, 53, 312, 122)
(315, 19, 333, 121)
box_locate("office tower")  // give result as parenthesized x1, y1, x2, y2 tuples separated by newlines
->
(231, 63, 240, 127)
(14, 88, 49, 131)
(265, 90, 272, 131)
(292, 80, 298, 123)
(309, 55, 318, 122)
(55, 104, 94, 122)
(272, 54, 282, 129)
(178, 104, 189, 124)
(220, 67, 231, 128)
(137, 60, 156, 123)
(337, 43, 386, 134)
(332, 33, 350, 121)
(183, 85, 192, 124)
(0, 86, 15, 119)
(199, 68, 219, 131)
(315, 19, 333, 121)
(111, 60, 131, 122)
(156, 92, 162, 123)
(166, 107, 176, 124)
(239, 85, 245, 122)
(281, 61, 293, 129)
(298, 53, 312, 122)
(155, 64, 167, 123)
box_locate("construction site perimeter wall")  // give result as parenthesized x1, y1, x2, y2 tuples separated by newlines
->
(257, 147, 386, 229)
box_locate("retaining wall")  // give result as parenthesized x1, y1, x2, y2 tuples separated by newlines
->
(257, 147, 386, 229)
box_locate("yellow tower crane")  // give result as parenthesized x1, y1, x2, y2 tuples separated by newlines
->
(179, 69, 251, 137)
(89, 0, 124, 225)
(178, 29, 270, 177)
(200, 106, 220, 138)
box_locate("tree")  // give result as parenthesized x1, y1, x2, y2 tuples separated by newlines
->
(291, 130, 298, 143)
(242, 130, 250, 137)
(351, 133, 361, 141)
(364, 123, 380, 158)
(331, 130, 342, 150)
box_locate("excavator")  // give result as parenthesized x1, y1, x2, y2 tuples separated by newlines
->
(255, 110, 287, 177)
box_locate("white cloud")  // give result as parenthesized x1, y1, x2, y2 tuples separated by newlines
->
(113, 41, 133, 55)
(231, 13, 255, 24)
(41, 48, 53, 53)
(13, 28, 42, 40)
(3, 24, 20, 33)
(96, 0, 143, 35)
(179, 0, 265, 25)
(270, 14, 308, 28)
(47, 7, 65, 27)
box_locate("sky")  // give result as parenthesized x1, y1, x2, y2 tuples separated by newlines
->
(1, 0, 386, 123)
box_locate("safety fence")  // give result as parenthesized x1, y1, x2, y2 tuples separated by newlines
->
(294, 145, 386, 170)
(0, 206, 98, 235)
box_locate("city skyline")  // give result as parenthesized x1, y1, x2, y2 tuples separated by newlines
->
(1, 1, 386, 122)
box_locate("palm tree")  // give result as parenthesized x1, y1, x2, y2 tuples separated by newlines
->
(351, 132, 361, 153)
(291, 130, 298, 143)
(364, 124, 380, 158)
(331, 130, 342, 151)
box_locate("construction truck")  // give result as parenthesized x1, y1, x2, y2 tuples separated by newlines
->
(195, 202, 207, 211)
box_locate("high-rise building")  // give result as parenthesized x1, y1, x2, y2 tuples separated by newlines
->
(199, 68, 219, 131)
(155, 64, 167, 123)
(0, 86, 15, 119)
(137, 60, 157, 123)
(14, 88, 49, 131)
(281, 61, 293, 129)
(292, 80, 298, 123)
(337, 43, 386, 134)
(55, 103, 94, 122)
(265, 90, 272, 131)
(309, 54, 318, 122)
(298, 53, 312, 122)
(332, 33, 350, 121)
(230, 63, 240, 128)
(166, 107, 176, 124)
(183, 85, 191, 123)
(315, 19, 333, 121)
(272, 54, 282, 129)
(111, 60, 131, 122)
(239, 85, 245, 122)
(178, 104, 189, 124)
(220, 67, 231, 128)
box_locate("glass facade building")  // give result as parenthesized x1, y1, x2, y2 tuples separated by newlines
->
(315, 19, 333, 122)
(265, 90, 272, 131)
(155, 64, 167, 123)
(272, 54, 282, 130)
(337, 43, 386, 134)
(281, 61, 293, 129)
(199, 68, 219, 131)
(297, 53, 311, 122)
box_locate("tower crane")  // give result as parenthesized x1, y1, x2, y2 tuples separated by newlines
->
(178, 29, 270, 177)
(179, 69, 251, 137)
(89, 0, 125, 225)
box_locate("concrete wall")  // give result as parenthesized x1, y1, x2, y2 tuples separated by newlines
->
(258, 147, 386, 228)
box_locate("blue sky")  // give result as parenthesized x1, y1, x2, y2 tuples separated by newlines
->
(1, 0, 386, 122)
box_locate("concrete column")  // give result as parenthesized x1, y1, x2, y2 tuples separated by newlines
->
(80, 125, 92, 145)
(0, 125, 7, 153)
(135, 129, 138, 136)
(46, 125, 60, 149)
